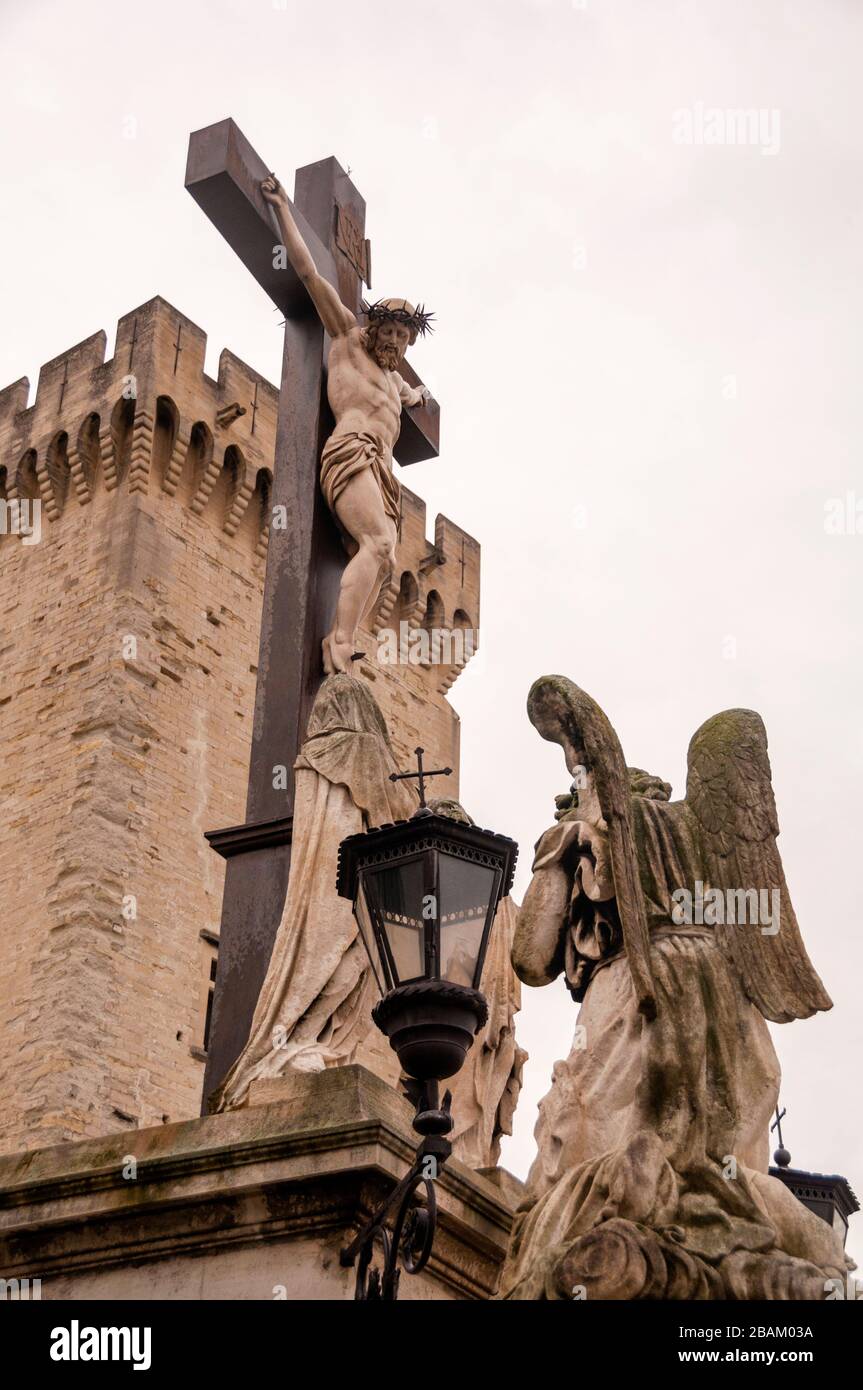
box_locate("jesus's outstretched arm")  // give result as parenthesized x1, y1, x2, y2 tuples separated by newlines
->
(261, 174, 357, 339)
(394, 372, 431, 409)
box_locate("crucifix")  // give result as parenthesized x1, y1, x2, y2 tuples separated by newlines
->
(389, 747, 452, 809)
(186, 118, 440, 1107)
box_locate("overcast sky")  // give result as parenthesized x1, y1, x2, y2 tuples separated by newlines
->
(3, 0, 861, 1266)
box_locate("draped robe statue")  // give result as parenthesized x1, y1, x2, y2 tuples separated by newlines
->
(498, 675, 853, 1301)
(215, 674, 523, 1170)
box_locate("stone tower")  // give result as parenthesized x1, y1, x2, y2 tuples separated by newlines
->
(0, 296, 480, 1157)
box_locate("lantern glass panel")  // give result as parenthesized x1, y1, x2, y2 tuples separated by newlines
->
(437, 852, 497, 987)
(355, 880, 386, 996)
(368, 856, 427, 984)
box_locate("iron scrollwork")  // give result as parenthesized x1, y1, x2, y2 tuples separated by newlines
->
(340, 1082, 453, 1300)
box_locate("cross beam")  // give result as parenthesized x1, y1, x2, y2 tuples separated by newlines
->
(186, 119, 440, 1106)
(185, 119, 439, 462)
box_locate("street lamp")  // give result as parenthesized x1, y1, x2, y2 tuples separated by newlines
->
(336, 749, 518, 1299)
(769, 1106, 859, 1252)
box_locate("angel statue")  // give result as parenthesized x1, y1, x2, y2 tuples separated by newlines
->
(498, 675, 853, 1301)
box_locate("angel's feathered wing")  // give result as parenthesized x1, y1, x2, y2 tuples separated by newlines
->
(686, 709, 832, 1023)
(528, 675, 657, 1019)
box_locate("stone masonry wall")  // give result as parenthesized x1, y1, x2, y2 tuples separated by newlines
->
(0, 297, 480, 1155)
(0, 298, 276, 1153)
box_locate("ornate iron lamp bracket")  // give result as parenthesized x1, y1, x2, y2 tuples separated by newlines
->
(340, 1082, 453, 1300)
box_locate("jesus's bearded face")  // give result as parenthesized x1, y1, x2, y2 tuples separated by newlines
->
(366, 318, 412, 372)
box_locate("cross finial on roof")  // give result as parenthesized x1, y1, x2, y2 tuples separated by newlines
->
(389, 747, 452, 809)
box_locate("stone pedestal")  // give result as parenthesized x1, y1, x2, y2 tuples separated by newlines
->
(0, 1066, 520, 1301)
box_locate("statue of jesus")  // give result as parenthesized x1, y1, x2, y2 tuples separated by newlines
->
(262, 174, 433, 674)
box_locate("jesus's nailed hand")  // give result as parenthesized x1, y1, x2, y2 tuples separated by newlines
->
(261, 174, 287, 207)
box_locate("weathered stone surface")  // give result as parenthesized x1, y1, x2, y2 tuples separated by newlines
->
(0, 298, 275, 1155)
(0, 301, 479, 1156)
(216, 675, 524, 1172)
(213, 675, 416, 1109)
(0, 1066, 520, 1300)
(499, 675, 851, 1301)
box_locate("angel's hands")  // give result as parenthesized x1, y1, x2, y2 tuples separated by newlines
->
(555, 780, 586, 821)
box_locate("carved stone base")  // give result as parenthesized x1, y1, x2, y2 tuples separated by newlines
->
(554, 1217, 834, 1301)
(0, 1066, 520, 1301)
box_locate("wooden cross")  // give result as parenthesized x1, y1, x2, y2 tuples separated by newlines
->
(187, 118, 441, 1106)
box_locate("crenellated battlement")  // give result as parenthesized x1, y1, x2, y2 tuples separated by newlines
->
(0, 297, 278, 554)
(0, 297, 279, 435)
(364, 486, 481, 693)
(0, 296, 480, 691)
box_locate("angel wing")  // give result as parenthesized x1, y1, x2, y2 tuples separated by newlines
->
(686, 709, 832, 1023)
(527, 675, 657, 1019)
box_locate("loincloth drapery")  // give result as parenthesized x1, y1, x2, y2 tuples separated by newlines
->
(320, 431, 401, 545)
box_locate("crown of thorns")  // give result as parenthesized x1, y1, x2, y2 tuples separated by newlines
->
(363, 300, 435, 336)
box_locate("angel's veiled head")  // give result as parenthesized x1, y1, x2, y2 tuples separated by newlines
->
(628, 767, 672, 802)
